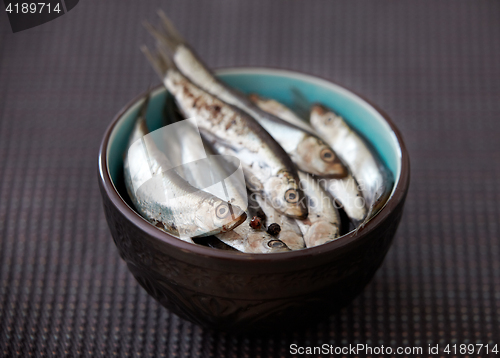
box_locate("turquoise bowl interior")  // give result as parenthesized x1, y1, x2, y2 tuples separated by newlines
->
(107, 68, 402, 209)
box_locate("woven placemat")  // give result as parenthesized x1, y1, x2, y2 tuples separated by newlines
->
(1, 1, 499, 356)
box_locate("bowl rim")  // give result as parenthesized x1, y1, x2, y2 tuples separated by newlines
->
(98, 67, 410, 262)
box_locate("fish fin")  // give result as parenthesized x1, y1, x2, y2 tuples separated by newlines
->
(157, 10, 186, 50)
(355, 211, 371, 234)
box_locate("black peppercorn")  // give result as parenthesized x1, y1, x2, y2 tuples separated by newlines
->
(266, 223, 281, 236)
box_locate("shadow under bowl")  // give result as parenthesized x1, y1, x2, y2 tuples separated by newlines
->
(98, 68, 410, 331)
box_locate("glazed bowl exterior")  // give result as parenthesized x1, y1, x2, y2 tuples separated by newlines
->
(98, 68, 410, 331)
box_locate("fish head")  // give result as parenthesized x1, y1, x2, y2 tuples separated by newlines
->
(263, 170, 308, 219)
(304, 221, 340, 248)
(310, 104, 330, 122)
(294, 135, 348, 179)
(194, 199, 247, 234)
(309, 104, 346, 140)
(278, 230, 305, 251)
(246, 233, 290, 253)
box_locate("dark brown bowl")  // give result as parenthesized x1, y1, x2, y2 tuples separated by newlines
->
(98, 68, 410, 331)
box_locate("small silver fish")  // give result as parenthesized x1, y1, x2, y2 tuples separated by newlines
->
(250, 95, 368, 225)
(148, 11, 348, 179)
(123, 98, 246, 241)
(296, 171, 341, 247)
(142, 43, 308, 219)
(309, 105, 393, 222)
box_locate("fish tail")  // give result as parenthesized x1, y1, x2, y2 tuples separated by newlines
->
(156, 10, 186, 50)
(140, 44, 165, 77)
(140, 43, 175, 78)
(143, 19, 180, 65)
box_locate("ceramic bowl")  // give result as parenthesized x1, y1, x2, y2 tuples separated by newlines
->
(98, 68, 410, 331)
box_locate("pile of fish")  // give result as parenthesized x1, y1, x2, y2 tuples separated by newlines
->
(123, 11, 393, 253)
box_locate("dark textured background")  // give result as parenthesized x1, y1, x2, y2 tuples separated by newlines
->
(1, 1, 499, 356)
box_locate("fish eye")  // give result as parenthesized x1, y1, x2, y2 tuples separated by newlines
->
(320, 148, 335, 163)
(284, 189, 299, 203)
(268, 240, 285, 248)
(216, 203, 230, 219)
